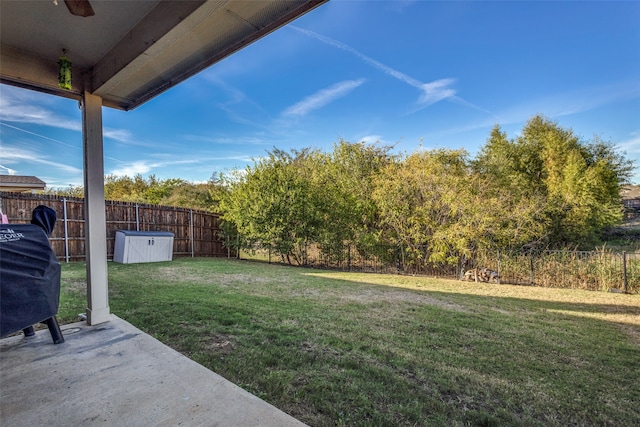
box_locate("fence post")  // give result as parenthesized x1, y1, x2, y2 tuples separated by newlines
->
(63, 198, 70, 263)
(190, 209, 194, 258)
(623, 251, 628, 293)
(135, 204, 140, 231)
(530, 251, 535, 285)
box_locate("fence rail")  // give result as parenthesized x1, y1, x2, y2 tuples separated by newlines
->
(245, 243, 640, 293)
(0, 192, 231, 261)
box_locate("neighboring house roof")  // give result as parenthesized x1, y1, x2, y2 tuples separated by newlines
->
(621, 185, 640, 210)
(0, 175, 46, 192)
(622, 185, 640, 199)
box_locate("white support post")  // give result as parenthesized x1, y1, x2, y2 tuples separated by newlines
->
(82, 92, 110, 325)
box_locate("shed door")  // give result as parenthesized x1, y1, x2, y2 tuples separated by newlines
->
(148, 237, 173, 262)
(127, 236, 151, 263)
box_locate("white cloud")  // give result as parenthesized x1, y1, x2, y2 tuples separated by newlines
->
(103, 128, 135, 144)
(418, 79, 457, 107)
(108, 161, 153, 177)
(107, 155, 254, 178)
(0, 146, 82, 174)
(183, 134, 273, 146)
(387, 0, 418, 13)
(358, 135, 384, 144)
(616, 132, 640, 184)
(199, 74, 271, 129)
(0, 165, 17, 175)
(489, 81, 640, 127)
(290, 26, 422, 88)
(617, 132, 640, 155)
(290, 26, 486, 113)
(0, 122, 79, 149)
(0, 85, 138, 145)
(283, 79, 366, 117)
(0, 86, 80, 131)
(554, 81, 640, 117)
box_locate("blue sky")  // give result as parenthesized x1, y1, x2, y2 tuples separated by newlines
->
(1, 0, 639, 188)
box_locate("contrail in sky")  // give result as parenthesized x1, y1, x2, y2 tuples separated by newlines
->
(0, 122, 78, 149)
(0, 122, 124, 164)
(283, 79, 366, 116)
(290, 26, 491, 113)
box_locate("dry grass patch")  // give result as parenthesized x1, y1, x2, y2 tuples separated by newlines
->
(339, 287, 468, 311)
(62, 279, 87, 296)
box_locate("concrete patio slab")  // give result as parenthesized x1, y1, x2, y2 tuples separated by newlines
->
(0, 315, 307, 426)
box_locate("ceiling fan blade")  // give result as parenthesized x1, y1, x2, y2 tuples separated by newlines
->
(64, 0, 95, 17)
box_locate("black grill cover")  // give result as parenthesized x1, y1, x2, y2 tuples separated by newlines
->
(0, 224, 61, 337)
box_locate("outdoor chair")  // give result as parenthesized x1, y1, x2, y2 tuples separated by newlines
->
(0, 206, 64, 344)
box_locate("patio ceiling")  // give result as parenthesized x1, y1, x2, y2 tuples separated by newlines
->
(0, 0, 327, 110)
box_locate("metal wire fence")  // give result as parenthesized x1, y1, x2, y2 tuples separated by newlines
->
(244, 244, 640, 293)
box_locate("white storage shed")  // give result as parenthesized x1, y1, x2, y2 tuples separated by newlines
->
(113, 230, 175, 264)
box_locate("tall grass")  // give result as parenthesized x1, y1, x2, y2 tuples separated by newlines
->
(243, 245, 640, 293)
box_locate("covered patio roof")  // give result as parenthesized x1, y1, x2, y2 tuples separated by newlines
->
(1, 0, 328, 325)
(1, 0, 326, 110)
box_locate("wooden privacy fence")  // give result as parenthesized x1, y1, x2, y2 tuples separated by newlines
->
(0, 192, 231, 262)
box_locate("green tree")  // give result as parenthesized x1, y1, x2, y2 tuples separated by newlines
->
(473, 115, 634, 248)
(42, 184, 84, 198)
(373, 149, 472, 266)
(311, 140, 394, 261)
(219, 148, 322, 264)
(160, 182, 217, 211)
(44, 173, 229, 211)
(103, 174, 149, 203)
(143, 176, 186, 205)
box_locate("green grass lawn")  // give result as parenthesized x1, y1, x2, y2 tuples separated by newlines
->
(59, 258, 640, 426)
